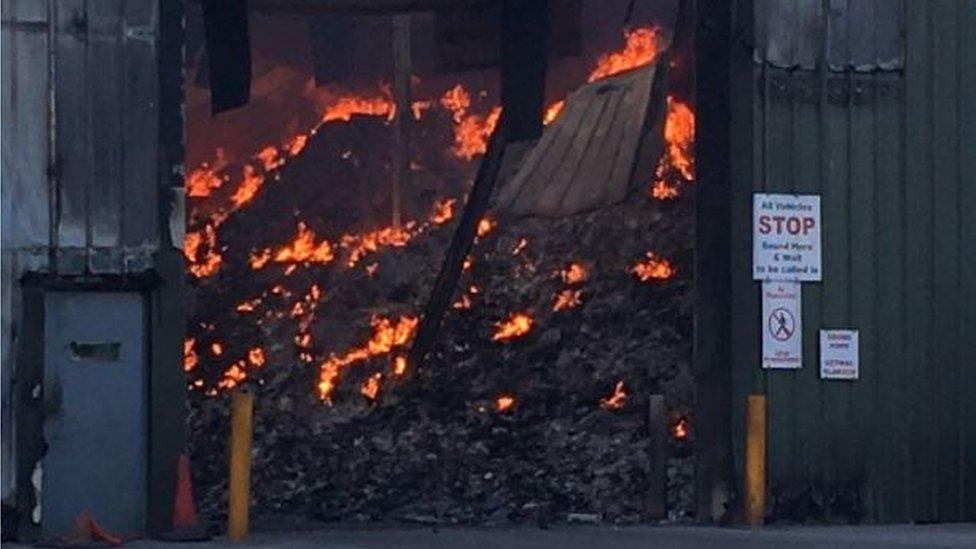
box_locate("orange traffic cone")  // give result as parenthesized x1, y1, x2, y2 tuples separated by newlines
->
(173, 453, 198, 528)
(160, 452, 211, 542)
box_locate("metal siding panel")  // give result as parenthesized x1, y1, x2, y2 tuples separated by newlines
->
(930, 0, 963, 521)
(88, 1, 124, 251)
(54, 0, 92, 265)
(120, 2, 159, 252)
(903, 0, 937, 522)
(821, 85, 856, 488)
(826, 0, 850, 71)
(958, 0, 976, 521)
(762, 70, 799, 496)
(790, 75, 827, 500)
(871, 72, 909, 521)
(873, 0, 903, 70)
(846, 73, 876, 513)
(2, 16, 52, 251)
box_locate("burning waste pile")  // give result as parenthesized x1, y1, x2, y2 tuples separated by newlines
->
(185, 27, 697, 525)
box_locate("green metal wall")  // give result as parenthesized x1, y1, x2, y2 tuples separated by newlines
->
(727, 1, 976, 522)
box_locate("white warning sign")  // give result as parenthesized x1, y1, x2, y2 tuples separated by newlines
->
(820, 329, 859, 380)
(753, 193, 822, 281)
(762, 281, 802, 369)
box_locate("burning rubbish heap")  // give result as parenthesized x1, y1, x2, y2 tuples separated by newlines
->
(186, 27, 697, 525)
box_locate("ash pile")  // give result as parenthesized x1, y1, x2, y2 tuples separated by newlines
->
(186, 109, 696, 526)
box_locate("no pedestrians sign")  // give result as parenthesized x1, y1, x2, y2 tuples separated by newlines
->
(762, 281, 802, 369)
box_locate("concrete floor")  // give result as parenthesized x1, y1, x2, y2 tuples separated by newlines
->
(28, 523, 974, 549)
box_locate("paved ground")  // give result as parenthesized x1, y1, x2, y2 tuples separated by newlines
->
(22, 523, 976, 548)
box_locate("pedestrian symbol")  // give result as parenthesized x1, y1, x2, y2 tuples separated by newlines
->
(769, 307, 795, 341)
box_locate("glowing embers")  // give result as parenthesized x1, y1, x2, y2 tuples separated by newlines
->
(183, 338, 199, 372)
(320, 91, 395, 123)
(360, 372, 383, 402)
(492, 311, 534, 341)
(186, 151, 228, 198)
(552, 289, 583, 312)
(431, 198, 458, 225)
(559, 262, 589, 285)
(671, 416, 690, 440)
(496, 394, 516, 412)
(600, 380, 627, 410)
(629, 252, 675, 282)
(439, 85, 501, 160)
(273, 222, 335, 265)
(317, 315, 419, 402)
(588, 27, 662, 82)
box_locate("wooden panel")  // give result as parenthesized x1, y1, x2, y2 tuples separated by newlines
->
(902, 0, 937, 522)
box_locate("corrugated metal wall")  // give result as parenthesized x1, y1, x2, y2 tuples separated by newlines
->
(729, 0, 976, 522)
(1, 0, 172, 502)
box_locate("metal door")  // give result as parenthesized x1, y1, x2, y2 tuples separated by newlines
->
(42, 292, 147, 537)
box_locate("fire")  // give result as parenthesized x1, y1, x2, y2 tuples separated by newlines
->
(210, 342, 223, 356)
(543, 100, 565, 125)
(560, 262, 588, 285)
(629, 252, 675, 281)
(476, 217, 497, 237)
(651, 180, 680, 200)
(671, 416, 690, 440)
(317, 315, 419, 401)
(320, 92, 395, 123)
(217, 360, 247, 390)
(186, 155, 227, 198)
(496, 395, 516, 411)
(431, 197, 457, 225)
(248, 248, 272, 270)
(183, 338, 199, 372)
(452, 293, 473, 310)
(492, 312, 534, 341)
(440, 85, 501, 160)
(600, 381, 627, 410)
(552, 289, 582, 311)
(340, 224, 412, 267)
(588, 27, 662, 82)
(184, 224, 223, 278)
(393, 355, 408, 376)
(361, 373, 383, 401)
(512, 237, 529, 255)
(274, 222, 335, 264)
(230, 164, 266, 208)
(248, 347, 266, 367)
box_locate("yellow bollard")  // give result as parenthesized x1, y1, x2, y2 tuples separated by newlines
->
(745, 394, 766, 528)
(228, 389, 254, 541)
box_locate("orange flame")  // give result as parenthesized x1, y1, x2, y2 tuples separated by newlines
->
(274, 222, 335, 264)
(496, 395, 516, 411)
(600, 381, 627, 409)
(672, 416, 690, 440)
(184, 224, 223, 278)
(317, 315, 419, 401)
(361, 372, 383, 401)
(543, 100, 565, 125)
(477, 217, 497, 237)
(629, 252, 675, 281)
(552, 289, 583, 311)
(588, 27, 662, 82)
(230, 164, 266, 208)
(186, 153, 228, 198)
(560, 262, 588, 285)
(393, 355, 408, 376)
(431, 197, 457, 225)
(248, 248, 272, 270)
(492, 311, 534, 341)
(183, 338, 199, 372)
(210, 342, 223, 356)
(248, 347, 266, 367)
(651, 180, 680, 200)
